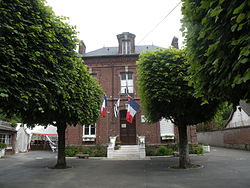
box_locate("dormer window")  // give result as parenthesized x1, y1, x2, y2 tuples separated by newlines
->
(122, 40, 131, 54)
(117, 32, 136, 55)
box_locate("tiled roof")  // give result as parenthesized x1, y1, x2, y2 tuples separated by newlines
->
(0, 120, 16, 132)
(84, 45, 164, 57)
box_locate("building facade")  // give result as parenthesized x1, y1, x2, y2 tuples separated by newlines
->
(66, 32, 197, 146)
(0, 120, 17, 155)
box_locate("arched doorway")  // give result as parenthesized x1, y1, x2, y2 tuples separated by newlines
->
(120, 110, 136, 145)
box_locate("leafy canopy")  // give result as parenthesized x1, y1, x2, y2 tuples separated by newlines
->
(181, 0, 250, 104)
(137, 48, 218, 126)
(0, 0, 103, 126)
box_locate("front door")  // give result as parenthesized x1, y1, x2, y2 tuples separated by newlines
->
(120, 110, 136, 145)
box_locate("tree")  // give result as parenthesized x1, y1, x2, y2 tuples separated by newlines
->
(196, 102, 233, 132)
(0, 0, 103, 168)
(137, 48, 218, 168)
(181, 0, 250, 105)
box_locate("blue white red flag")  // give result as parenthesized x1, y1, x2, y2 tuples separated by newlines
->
(101, 96, 107, 117)
(126, 97, 140, 123)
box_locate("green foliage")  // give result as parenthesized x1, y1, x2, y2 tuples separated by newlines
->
(213, 102, 233, 128)
(181, 0, 250, 104)
(0, 113, 21, 127)
(65, 146, 78, 157)
(65, 145, 107, 157)
(137, 48, 218, 126)
(0, 0, 103, 126)
(0, 0, 103, 168)
(0, 142, 7, 149)
(146, 144, 203, 155)
(197, 102, 233, 131)
(146, 144, 178, 156)
(156, 146, 174, 156)
(145, 145, 157, 156)
(189, 144, 204, 154)
(137, 48, 219, 168)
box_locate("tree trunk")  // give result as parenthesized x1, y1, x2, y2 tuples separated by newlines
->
(178, 124, 190, 168)
(55, 122, 67, 169)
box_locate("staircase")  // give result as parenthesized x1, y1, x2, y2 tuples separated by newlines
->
(107, 136, 146, 159)
(112, 145, 140, 159)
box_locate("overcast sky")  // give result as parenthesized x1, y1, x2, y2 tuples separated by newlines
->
(46, 0, 183, 52)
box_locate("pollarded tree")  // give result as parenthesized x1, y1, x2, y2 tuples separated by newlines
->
(137, 48, 218, 168)
(0, 0, 103, 168)
(181, 0, 250, 104)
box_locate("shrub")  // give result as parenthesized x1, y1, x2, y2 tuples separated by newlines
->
(65, 146, 78, 157)
(146, 145, 157, 156)
(0, 142, 7, 149)
(156, 146, 174, 156)
(189, 145, 204, 154)
(65, 145, 107, 157)
(146, 144, 178, 156)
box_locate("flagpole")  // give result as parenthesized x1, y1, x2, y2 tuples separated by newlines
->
(107, 110, 109, 142)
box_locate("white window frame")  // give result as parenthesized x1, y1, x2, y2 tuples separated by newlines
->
(160, 118, 175, 140)
(0, 134, 12, 146)
(83, 125, 96, 141)
(0, 134, 6, 143)
(122, 40, 131, 54)
(120, 72, 133, 94)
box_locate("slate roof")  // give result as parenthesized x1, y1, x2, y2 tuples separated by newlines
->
(0, 120, 17, 132)
(239, 101, 250, 116)
(84, 45, 164, 57)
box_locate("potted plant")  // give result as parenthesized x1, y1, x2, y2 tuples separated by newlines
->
(202, 144, 210, 153)
(115, 140, 121, 150)
(0, 142, 7, 158)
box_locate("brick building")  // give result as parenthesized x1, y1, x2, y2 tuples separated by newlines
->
(66, 32, 197, 146)
(0, 120, 16, 155)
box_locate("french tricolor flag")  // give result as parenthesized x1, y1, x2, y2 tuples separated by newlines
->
(101, 96, 107, 117)
(126, 97, 140, 123)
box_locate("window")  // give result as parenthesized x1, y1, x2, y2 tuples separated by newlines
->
(84, 125, 95, 136)
(83, 125, 96, 141)
(0, 134, 11, 145)
(122, 40, 131, 54)
(0, 134, 5, 143)
(160, 118, 174, 140)
(120, 72, 133, 94)
(6, 135, 11, 145)
(90, 73, 97, 78)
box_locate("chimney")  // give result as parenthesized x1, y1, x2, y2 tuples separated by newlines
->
(78, 40, 86, 55)
(171, 36, 179, 49)
(117, 32, 136, 54)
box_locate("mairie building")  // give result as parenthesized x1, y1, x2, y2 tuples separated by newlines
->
(65, 32, 197, 147)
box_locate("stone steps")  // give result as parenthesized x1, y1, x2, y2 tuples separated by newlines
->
(112, 145, 140, 159)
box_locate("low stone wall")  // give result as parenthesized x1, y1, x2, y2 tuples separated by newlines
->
(197, 126, 250, 150)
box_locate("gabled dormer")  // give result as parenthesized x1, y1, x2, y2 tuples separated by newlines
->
(117, 32, 136, 55)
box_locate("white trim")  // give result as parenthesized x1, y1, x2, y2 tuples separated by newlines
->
(82, 125, 96, 141)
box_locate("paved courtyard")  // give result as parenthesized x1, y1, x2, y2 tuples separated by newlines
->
(0, 147, 249, 188)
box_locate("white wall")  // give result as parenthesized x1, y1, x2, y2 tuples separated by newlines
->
(227, 106, 250, 128)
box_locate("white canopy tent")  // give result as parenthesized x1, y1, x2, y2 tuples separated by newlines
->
(27, 125, 58, 136)
(27, 125, 58, 152)
(15, 124, 58, 152)
(15, 126, 30, 153)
